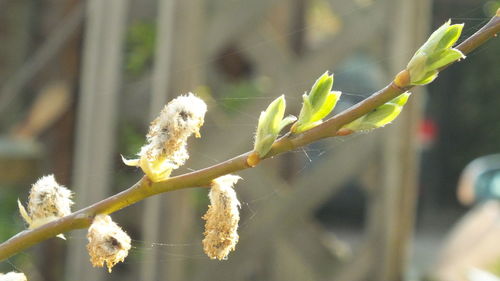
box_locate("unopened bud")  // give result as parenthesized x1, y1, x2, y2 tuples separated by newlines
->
(18, 175, 73, 237)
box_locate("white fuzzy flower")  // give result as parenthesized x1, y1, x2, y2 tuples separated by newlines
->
(0, 272, 27, 281)
(123, 93, 207, 182)
(18, 175, 73, 238)
(202, 175, 241, 260)
(86, 215, 131, 273)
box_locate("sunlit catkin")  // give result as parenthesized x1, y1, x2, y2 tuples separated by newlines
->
(202, 175, 241, 260)
(123, 93, 207, 182)
(0, 272, 27, 281)
(86, 215, 131, 273)
(18, 175, 73, 231)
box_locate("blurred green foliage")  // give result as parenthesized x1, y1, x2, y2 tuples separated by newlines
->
(125, 21, 156, 75)
(0, 187, 26, 273)
(484, 0, 500, 16)
(119, 123, 145, 159)
(0, 188, 23, 241)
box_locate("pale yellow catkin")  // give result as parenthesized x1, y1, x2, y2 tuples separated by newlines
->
(86, 215, 131, 273)
(202, 175, 241, 260)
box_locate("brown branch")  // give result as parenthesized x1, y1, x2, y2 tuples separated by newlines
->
(1, 11, 499, 262)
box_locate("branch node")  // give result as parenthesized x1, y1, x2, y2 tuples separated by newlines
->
(246, 152, 261, 167)
(393, 69, 410, 89)
(336, 128, 354, 136)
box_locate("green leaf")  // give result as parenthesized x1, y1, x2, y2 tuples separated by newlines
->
(18, 199, 31, 225)
(311, 91, 341, 122)
(407, 52, 429, 83)
(342, 92, 411, 131)
(412, 70, 438, 85)
(362, 104, 402, 128)
(436, 24, 464, 51)
(259, 95, 286, 134)
(254, 134, 278, 158)
(295, 120, 323, 132)
(279, 115, 297, 132)
(309, 72, 334, 111)
(426, 48, 464, 70)
(293, 72, 340, 133)
(269, 96, 286, 132)
(254, 95, 294, 157)
(390, 92, 411, 106)
(343, 104, 400, 131)
(407, 20, 464, 85)
(297, 94, 313, 125)
(420, 20, 451, 53)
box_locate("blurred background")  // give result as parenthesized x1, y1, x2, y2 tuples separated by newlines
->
(0, 0, 499, 280)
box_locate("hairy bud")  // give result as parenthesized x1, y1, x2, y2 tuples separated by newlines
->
(86, 215, 131, 272)
(123, 93, 207, 182)
(18, 175, 73, 237)
(202, 175, 241, 260)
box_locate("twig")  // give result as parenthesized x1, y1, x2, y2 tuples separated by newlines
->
(0, 11, 499, 262)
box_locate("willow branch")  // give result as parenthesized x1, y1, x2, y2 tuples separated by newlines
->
(1, 12, 499, 262)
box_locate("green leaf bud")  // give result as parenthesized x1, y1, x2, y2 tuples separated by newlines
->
(435, 23, 463, 51)
(406, 21, 465, 85)
(342, 92, 411, 131)
(293, 72, 341, 133)
(254, 95, 296, 157)
(426, 49, 464, 71)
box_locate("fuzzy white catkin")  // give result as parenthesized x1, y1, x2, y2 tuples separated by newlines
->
(86, 215, 131, 273)
(123, 93, 207, 182)
(18, 174, 73, 229)
(141, 92, 207, 168)
(202, 175, 241, 260)
(0, 272, 27, 281)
